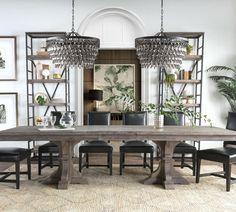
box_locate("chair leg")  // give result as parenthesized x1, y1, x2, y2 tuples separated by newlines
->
(143, 153, 147, 168)
(120, 152, 123, 175)
(181, 153, 185, 168)
(15, 161, 20, 189)
(79, 152, 82, 172)
(86, 153, 89, 168)
(196, 158, 201, 183)
(107, 152, 109, 168)
(38, 151, 42, 175)
(49, 153, 53, 168)
(192, 152, 196, 176)
(223, 163, 227, 177)
(150, 152, 153, 173)
(27, 154, 31, 180)
(109, 151, 112, 176)
(225, 163, 231, 192)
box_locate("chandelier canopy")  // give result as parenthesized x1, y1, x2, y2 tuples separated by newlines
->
(47, 0, 100, 69)
(135, 0, 188, 69)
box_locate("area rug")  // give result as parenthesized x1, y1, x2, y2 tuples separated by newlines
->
(0, 164, 235, 212)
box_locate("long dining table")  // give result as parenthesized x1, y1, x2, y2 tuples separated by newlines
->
(0, 125, 236, 190)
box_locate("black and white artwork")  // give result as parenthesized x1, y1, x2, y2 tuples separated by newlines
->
(0, 93, 18, 130)
(0, 104, 6, 123)
(0, 36, 16, 80)
(0, 49, 5, 69)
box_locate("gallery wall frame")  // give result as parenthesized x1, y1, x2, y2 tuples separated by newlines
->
(94, 64, 135, 112)
(0, 92, 18, 130)
(0, 36, 17, 81)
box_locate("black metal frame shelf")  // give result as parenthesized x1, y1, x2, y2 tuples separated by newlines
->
(158, 32, 204, 150)
(26, 32, 70, 125)
(26, 31, 71, 156)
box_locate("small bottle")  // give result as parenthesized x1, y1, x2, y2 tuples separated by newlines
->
(183, 70, 189, 80)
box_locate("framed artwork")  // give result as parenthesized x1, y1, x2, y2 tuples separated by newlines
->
(94, 64, 135, 112)
(0, 93, 18, 130)
(0, 36, 17, 80)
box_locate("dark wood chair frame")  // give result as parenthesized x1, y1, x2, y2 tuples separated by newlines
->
(196, 112, 236, 191)
(120, 111, 154, 175)
(0, 148, 31, 189)
(79, 112, 113, 175)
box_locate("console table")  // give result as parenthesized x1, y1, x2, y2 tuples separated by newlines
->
(1, 125, 236, 189)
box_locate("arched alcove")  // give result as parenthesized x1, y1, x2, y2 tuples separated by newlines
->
(75, 8, 150, 125)
(78, 7, 146, 48)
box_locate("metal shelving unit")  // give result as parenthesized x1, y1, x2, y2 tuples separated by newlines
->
(159, 32, 204, 149)
(25, 32, 70, 153)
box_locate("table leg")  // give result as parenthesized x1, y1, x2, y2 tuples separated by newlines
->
(144, 140, 189, 189)
(57, 140, 88, 189)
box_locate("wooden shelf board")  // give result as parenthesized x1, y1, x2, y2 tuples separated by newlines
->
(28, 79, 67, 83)
(26, 32, 66, 38)
(29, 103, 67, 107)
(28, 55, 51, 60)
(165, 32, 204, 38)
(175, 80, 201, 84)
(183, 55, 202, 61)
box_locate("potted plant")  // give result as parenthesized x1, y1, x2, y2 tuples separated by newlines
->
(142, 96, 212, 127)
(186, 44, 193, 55)
(162, 96, 212, 126)
(206, 65, 236, 112)
(164, 73, 176, 88)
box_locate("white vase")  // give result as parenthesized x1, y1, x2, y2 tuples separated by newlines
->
(154, 114, 164, 129)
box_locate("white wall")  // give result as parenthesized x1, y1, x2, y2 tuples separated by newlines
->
(0, 0, 236, 148)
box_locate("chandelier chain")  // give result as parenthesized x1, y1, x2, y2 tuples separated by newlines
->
(71, 0, 75, 32)
(160, 0, 164, 33)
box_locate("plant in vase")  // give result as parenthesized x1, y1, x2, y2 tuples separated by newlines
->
(162, 96, 212, 126)
(141, 96, 212, 127)
(186, 44, 193, 55)
(164, 71, 177, 98)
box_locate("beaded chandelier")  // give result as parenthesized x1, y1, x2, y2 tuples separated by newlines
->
(47, 0, 100, 69)
(135, 0, 188, 69)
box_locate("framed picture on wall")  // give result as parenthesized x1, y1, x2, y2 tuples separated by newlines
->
(0, 93, 18, 130)
(94, 64, 135, 112)
(0, 36, 17, 80)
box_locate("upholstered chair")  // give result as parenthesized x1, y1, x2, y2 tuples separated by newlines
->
(196, 112, 236, 191)
(120, 111, 154, 175)
(0, 148, 31, 189)
(79, 112, 113, 175)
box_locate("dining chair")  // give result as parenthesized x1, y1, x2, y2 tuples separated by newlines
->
(79, 111, 113, 175)
(164, 112, 197, 176)
(196, 112, 236, 191)
(0, 147, 31, 189)
(120, 111, 154, 175)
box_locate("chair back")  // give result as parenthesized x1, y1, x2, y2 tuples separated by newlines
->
(164, 112, 184, 126)
(51, 111, 75, 126)
(224, 112, 236, 147)
(122, 111, 147, 126)
(87, 112, 111, 125)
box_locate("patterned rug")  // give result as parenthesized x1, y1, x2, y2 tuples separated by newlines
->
(0, 164, 235, 212)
